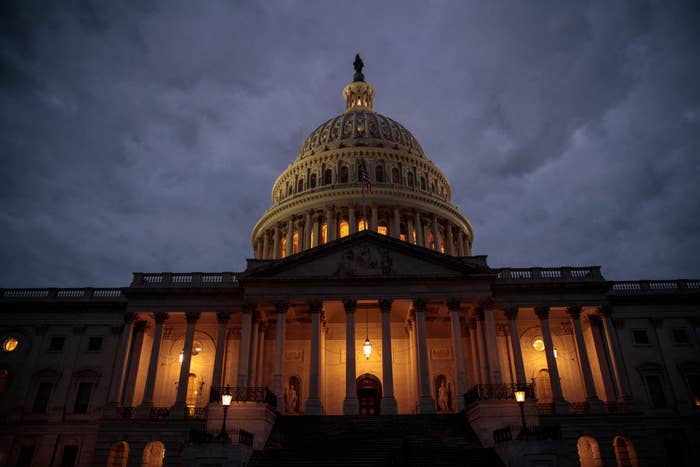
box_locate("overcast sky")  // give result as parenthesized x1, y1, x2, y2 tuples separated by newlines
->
(1, 0, 699, 287)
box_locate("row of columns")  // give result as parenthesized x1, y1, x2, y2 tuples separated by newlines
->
(255, 206, 471, 260)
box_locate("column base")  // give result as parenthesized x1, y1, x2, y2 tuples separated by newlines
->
(304, 398, 323, 415)
(587, 397, 604, 413)
(418, 396, 436, 414)
(380, 397, 398, 415)
(343, 397, 359, 415)
(553, 400, 570, 415)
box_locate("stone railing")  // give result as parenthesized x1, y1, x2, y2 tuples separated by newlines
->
(497, 267, 604, 281)
(464, 383, 535, 406)
(211, 386, 277, 409)
(610, 279, 700, 294)
(130, 272, 240, 288)
(1, 288, 124, 300)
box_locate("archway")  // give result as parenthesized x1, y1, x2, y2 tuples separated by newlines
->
(106, 441, 128, 467)
(535, 369, 553, 402)
(357, 373, 382, 415)
(577, 436, 603, 467)
(142, 441, 164, 467)
(613, 436, 639, 467)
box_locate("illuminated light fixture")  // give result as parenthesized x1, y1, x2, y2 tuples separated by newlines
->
(363, 308, 372, 359)
(2, 337, 18, 352)
(531, 338, 545, 352)
(178, 350, 184, 364)
(218, 385, 233, 441)
(221, 385, 233, 407)
(514, 390, 526, 403)
(514, 389, 529, 439)
(553, 346, 558, 359)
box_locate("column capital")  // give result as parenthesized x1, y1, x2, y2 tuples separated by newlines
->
(469, 318, 477, 330)
(185, 311, 201, 324)
(446, 298, 461, 312)
(599, 304, 613, 317)
(475, 307, 485, 321)
(134, 320, 148, 332)
(343, 299, 357, 313)
(412, 299, 426, 313)
(242, 302, 256, 314)
(504, 306, 519, 321)
(566, 306, 582, 319)
(379, 299, 392, 313)
(275, 302, 290, 314)
(124, 312, 137, 324)
(534, 306, 550, 320)
(588, 314, 602, 328)
(216, 311, 231, 324)
(480, 297, 495, 310)
(309, 300, 323, 314)
(154, 312, 169, 324)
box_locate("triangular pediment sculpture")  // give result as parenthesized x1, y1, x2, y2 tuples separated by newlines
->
(241, 230, 493, 280)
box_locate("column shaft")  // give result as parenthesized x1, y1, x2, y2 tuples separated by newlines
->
(311, 214, 320, 247)
(446, 223, 455, 255)
(173, 312, 200, 416)
(343, 300, 359, 414)
(568, 307, 603, 411)
(536, 307, 569, 413)
(371, 206, 378, 232)
(137, 313, 166, 416)
(380, 300, 398, 414)
(448, 301, 467, 411)
(457, 231, 465, 256)
(262, 231, 270, 259)
(349, 206, 357, 234)
(255, 325, 266, 387)
(248, 320, 259, 386)
(415, 211, 425, 247)
(273, 303, 287, 413)
(432, 215, 442, 252)
(392, 207, 401, 239)
(210, 312, 230, 402)
(304, 212, 312, 250)
(122, 320, 147, 406)
(468, 321, 482, 384)
(272, 225, 280, 259)
(483, 307, 503, 383)
(305, 302, 323, 414)
(414, 300, 436, 413)
(237, 308, 253, 386)
(326, 208, 336, 241)
(475, 313, 490, 383)
(505, 308, 527, 385)
(285, 218, 293, 257)
(107, 314, 137, 408)
(600, 309, 633, 403)
(407, 217, 415, 244)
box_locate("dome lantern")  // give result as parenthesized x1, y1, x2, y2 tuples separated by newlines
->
(343, 54, 375, 112)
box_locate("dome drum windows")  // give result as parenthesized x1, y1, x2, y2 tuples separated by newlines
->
(309, 173, 317, 189)
(391, 167, 400, 184)
(324, 169, 333, 185)
(340, 166, 349, 184)
(375, 165, 385, 183)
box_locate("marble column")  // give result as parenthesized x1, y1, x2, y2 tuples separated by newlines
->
(392, 207, 401, 239)
(504, 307, 527, 386)
(305, 301, 323, 415)
(379, 299, 398, 414)
(483, 305, 503, 384)
(406, 320, 418, 411)
(413, 299, 436, 413)
(587, 315, 618, 402)
(343, 299, 359, 414)
(285, 218, 293, 257)
(248, 320, 259, 386)
(568, 307, 604, 412)
(407, 217, 415, 244)
(262, 231, 270, 260)
(237, 306, 253, 386)
(312, 213, 320, 247)
(448, 300, 467, 411)
(432, 215, 442, 252)
(535, 306, 569, 414)
(468, 319, 482, 385)
(122, 320, 147, 407)
(136, 313, 167, 417)
(304, 211, 312, 250)
(371, 206, 378, 232)
(446, 223, 455, 255)
(415, 211, 425, 247)
(272, 225, 280, 259)
(600, 306, 633, 404)
(210, 312, 230, 403)
(255, 323, 266, 387)
(107, 313, 137, 410)
(349, 206, 357, 234)
(172, 312, 200, 417)
(457, 231, 465, 256)
(325, 207, 335, 241)
(475, 310, 490, 384)
(273, 302, 288, 413)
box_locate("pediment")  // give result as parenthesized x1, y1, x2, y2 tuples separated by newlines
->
(241, 231, 493, 281)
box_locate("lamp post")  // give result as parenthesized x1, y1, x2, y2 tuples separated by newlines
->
(218, 385, 232, 442)
(514, 389, 529, 440)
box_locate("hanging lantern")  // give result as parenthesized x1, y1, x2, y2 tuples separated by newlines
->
(363, 337, 372, 359)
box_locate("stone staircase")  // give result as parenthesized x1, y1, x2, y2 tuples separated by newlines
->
(248, 414, 504, 467)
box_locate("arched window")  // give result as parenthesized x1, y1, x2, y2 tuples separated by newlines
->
(577, 436, 603, 467)
(287, 183, 292, 196)
(377, 223, 388, 236)
(420, 176, 426, 190)
(358, 219, 368, 231)
(339, 220, 349, 238)
(375, 165, 384, 183)
(292, 232, 299, 254)
(324, 169, 332, 185)
(186, 373, 200, 413)
(297, 179, 304, 193)
(613, 436, 639, 467)
(320, 224, 327, 244)
(310, 173, 317, 189)
(535, 369, 552, 403)
(340, 166, 349, 183)
(407, 172, 414, 187)
(106, 441, 128, 467)
(142, 441, 165, 467)
(392, 167, 400, 184)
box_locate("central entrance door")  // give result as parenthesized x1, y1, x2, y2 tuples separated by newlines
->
(356, 373, 382, 415)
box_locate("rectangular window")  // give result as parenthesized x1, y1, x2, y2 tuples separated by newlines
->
(672, 328, 690, 345)
(32, 382, 53, 413)
(49, 336, 65, 352)
(16, 446, 35, 467)
(87, 336, 103, 352)
(60, 445, 79, 467)
(645, 374, 667, 408)
(73, 382, 93, 414)
(632, 329, 650, 345)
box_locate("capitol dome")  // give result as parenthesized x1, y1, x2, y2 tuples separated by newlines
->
(251, 56, 474, 259)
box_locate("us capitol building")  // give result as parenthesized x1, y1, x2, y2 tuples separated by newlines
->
(1, 57, 699, 467)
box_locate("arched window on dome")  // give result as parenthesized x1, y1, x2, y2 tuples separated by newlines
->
(407, 172, 414, 188)
(375, 165, 384, 183)
(320, 223, 327, 244)
(391, 167, 400, 184)
(287, 182, 293, 197)
(310, 173, 317, 189)
(292, 232, 299, 254)
(377, 222, 388, 236)
(431, 181, 436, 193)
(297, 179, 304, 193)
(340, 166, 349, 183)
(420, 176, 427, 191)
(339, 220, 349, 238)
(324, 169, 332, 185)
(400, 223, 407, 242)
(358, 219, 368, 231)
(427, 230, 435, 250)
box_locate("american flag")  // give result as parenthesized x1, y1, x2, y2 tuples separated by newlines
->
(358, 159, 372, 192)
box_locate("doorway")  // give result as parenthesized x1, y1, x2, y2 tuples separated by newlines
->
(357, 373, 382, 415)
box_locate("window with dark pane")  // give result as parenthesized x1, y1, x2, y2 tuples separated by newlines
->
(87, 337, 102, 352)
(32, 382, 53, 413)
(73, 382, 93, 414)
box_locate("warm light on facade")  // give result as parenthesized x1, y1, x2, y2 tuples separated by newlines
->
(363, 338, 372, 359)
(514, 390, 526, 403)
(339, 221, 349, 238)
(532, 338, 545, 352)
(358, 219, 368, 231)
(2, 337, 18, 352)
(377, 226, 388, 236)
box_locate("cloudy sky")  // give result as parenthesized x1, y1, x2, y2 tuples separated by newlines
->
(1, 0, 699, 287)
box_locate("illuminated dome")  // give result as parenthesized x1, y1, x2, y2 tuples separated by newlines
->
(251, 55, 474, 259)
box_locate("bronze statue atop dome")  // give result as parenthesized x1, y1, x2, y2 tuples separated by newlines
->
(353, 54, 364, 82)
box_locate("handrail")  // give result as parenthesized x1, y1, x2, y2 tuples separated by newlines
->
(1, 288, 124, 300)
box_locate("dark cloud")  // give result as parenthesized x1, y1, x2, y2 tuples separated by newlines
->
(1, 0, 699, 287)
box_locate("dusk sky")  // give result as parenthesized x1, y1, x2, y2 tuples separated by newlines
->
(1, 1, 699, 287)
